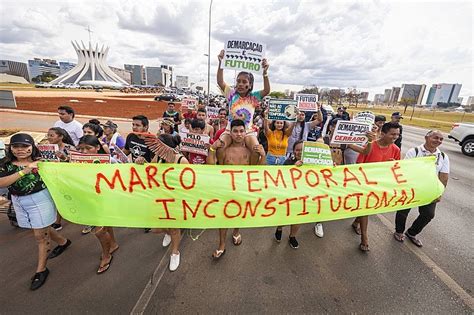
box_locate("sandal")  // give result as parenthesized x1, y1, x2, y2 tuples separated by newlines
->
(97, 255, 113, 274)
(359, 243, 370, 252)
(352, 223, 361, 235)
(212, 249, 226, 260)
(405, 232, 423, 247)
(393, 232, 405, 242)
(232, 234, 242, 246)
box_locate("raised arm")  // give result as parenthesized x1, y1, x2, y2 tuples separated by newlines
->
(285, 121, 295, 137)
(260, 58, 270, 97)
(217, 50, 226, 92)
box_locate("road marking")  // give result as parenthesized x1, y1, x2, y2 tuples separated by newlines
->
(377, 214, 474, 310)
(130, 245, 171, 314)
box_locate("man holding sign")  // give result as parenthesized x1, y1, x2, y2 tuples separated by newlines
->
(207, 119, 266, 259)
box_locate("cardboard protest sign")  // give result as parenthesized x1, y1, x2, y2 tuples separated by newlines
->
(179, 132, 210, 156)
(294, 94, 319, 111)
(39, 157, 444, 228)
(37, 144, 60, 161)
(268, 99, 297, 121)
(221, 39, 265, 74)
(354, 111, 375, 125)
(331, 121, 370, 146)
(111, 144, 129, 163)
(206, 106, 220, 120)
(302, 142, 333, 166)
(181, 98, 198, 111)
(69, 152, 110, 164)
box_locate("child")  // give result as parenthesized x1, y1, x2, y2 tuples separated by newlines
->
(76, 135, 119, 273)
(0, 133, 71, 290)
(185, 119, 209, 165)
(216, 49, 270, 163)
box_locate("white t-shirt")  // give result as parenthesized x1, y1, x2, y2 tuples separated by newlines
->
(405, 144, 450, 174)
(54, 120, 83, 146)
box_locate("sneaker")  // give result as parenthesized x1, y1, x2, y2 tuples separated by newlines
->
(81, 226, 93, 235)
(289, 236, 299, 249)
(169, 252, 180, 272)
(30, 268, 49, 290)
(48, 239, 71, 259)
(274, 228, 282, 242)
(314, 223, 324, 238)
(51, 223, 62, 231)
(405, 232, 423, 247)
(162, 233, 172, 247)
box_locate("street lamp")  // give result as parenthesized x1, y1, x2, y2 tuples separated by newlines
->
(207, 0, 213, 106)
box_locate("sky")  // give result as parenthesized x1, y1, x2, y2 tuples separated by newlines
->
(0, 0, 472, 102)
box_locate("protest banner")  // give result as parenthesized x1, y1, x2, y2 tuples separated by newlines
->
(302, 142, 333, 166)
(331, 120, 370, 146)
(37, 144, 60, 161)
(354, 111, 375, 125)
(294, 94, 319, 111)
(221, 39, 265, 74)
(268, 99, 297, 121)
(39, 157, 443, 228)
(206, 106, 220, 120)
(181, 98, 198, 111)
(111, 144, 129, 163)
(179, 132, 210, 156)
(69, 152, 111, 164)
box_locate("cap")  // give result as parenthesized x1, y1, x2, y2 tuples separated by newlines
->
(391, 112, 403, 119)
(10, 133, 35, 146)
(100, 120, 118, 129)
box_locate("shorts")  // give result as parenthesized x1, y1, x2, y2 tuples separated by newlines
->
(11, 189, 57, 229)
(266, 153, 286, 165)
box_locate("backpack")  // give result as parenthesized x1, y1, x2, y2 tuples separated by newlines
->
(414, 147, 445, 159)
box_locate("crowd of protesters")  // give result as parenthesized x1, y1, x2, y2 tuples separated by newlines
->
(0, 50, 449, 291)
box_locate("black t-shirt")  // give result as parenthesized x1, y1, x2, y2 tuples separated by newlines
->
(395, 124, 403, 148)
(284, 157, 297, 165)
(124, 134, 155, 162)
(0, 161, 46, 196)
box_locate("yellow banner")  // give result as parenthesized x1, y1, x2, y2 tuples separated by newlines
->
(38, 157, 443, 228)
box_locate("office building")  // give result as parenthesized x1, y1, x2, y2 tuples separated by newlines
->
(0, 60, 30, 82)
(28, 58, 61, 79)
(110, 66, 132, 85)
(374, 94, 385, 104)
(467, 96, 474, 106)
(389, 87, 401, 104)
(398, 84, 426, 105)
(59, 62, 76, 75)
(383, 89, 391, 103)
(426, 83, 462, 106)
(359, 92, 369, 102)
(125, 64, 145, 85)
(144, 65, 173, 86)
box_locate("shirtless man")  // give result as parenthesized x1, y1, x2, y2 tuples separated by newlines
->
(207, 119, 266, 259)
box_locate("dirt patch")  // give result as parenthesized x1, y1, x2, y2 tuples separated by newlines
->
(15, 97, 171, 119)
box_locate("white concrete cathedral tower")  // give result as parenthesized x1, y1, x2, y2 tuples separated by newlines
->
(50, 41, 128, 87)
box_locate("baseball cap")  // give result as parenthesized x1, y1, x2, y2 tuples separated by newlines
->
(391, 112, 403, 119)
(100, 120, 118, 129)
(10, 133, 35, 146)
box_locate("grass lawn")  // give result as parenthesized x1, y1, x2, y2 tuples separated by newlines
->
(345, 104, 473, 133)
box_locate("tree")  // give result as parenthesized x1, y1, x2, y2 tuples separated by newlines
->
(268, 91, 286, 99)
(299, 86, 319, 95)
(346, 88, 361, 108)
(399, 98, 415, 113)
(32, 72, 58, 83)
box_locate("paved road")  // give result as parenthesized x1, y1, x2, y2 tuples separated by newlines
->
(0, 111, 473, 313)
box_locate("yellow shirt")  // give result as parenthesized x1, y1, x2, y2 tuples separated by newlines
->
(267, 130, 289, 156)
